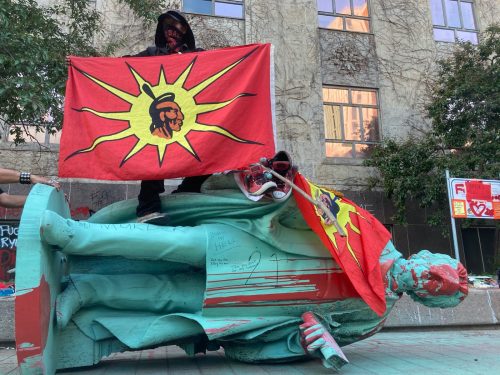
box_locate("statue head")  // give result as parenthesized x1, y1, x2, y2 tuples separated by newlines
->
(391, 250, 468, 308)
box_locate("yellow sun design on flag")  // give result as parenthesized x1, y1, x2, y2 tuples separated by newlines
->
(313, 187, 363, 270)
(67, 52, 260, 167)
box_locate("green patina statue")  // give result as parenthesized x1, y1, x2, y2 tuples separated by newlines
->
(14, 175, 468, 374)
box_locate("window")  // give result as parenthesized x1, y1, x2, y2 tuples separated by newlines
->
(323, 87, 380, 158)
(6, 125, 61, 146)
(183, 0, 244, 19)
(430, 0, 478, 44)
(317, 0, 370, 33)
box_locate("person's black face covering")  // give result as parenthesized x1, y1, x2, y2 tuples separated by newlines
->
(164, 25, 186, 52)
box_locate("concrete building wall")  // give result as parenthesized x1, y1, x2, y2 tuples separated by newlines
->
(244, 0, 325, 178)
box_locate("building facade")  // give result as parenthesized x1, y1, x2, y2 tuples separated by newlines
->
(1, 0, 499, 275)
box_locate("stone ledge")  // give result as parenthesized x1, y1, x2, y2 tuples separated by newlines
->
(0, 297, 14, 342)
(1, 290, 499, 342)
(385, 289, 500, 327)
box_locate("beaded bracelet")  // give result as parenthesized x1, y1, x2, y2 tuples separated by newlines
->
(19, 172, 31, 184)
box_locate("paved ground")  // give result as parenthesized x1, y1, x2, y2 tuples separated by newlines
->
(1, 328, 499, 374)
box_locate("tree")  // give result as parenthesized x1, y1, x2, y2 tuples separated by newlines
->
(0, 0, 163, 144)
(365, 25, 500, 228)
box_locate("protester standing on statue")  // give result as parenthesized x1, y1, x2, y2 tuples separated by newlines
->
(130, 10, 210, 224)
(0, 167, 60, 208)
(65, 10, 210, 224)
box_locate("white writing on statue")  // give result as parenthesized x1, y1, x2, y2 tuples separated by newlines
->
(0, 224, 18, 249)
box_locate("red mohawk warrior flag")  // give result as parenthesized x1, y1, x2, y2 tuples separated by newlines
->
(293, 173, 392, 316)
(59, 44, 275, 180)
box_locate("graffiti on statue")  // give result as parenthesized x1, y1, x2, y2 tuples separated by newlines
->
(70, 206, 95, 221)
(0, 222, 18, 281)
(0, 207, 94, 282)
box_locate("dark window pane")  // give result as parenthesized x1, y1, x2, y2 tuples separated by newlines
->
(184, 0, 211, 15)
(362, 108, 379, 141)
(335, 0, 351, 15)
(324, 105, 342, 139)
(352, 90, 377, 105)
(215, 2, 243, 18)
(343, 106, 361, 141)
(353, 0, 369, 17)
(456, 30, 478, 44)
(430, 0, 445, 26)
(323, 88, 349, 103)
(445, 0, 461, 27)
(318, 15, 343, 30)
(355, 143, 375, 158)
(317, 0, 333, 12)
(460, 2, 476, 29)
(326, 142, 353, 158)
(434, 28, 455, 42)
(345, 18, 370, 32)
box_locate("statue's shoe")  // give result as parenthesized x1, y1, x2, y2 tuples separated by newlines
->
(40, 210, 75, 249)
(55, 281, 83, 330)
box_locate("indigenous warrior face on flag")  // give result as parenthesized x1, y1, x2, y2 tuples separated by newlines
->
(145, 89, 184, 139)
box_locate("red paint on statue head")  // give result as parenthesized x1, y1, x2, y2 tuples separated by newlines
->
(410, 269, 419, 286)
(380, 259, 395, 288)
(456, 262, 468, 296)
(15, 276, 51, 367)
(422, 264, 465, 296)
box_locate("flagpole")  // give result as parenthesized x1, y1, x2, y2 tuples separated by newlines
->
(260, 165, 347, 237)
(445, 169, 461, 261)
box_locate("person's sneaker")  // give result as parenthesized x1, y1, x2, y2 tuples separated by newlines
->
(137, 212, 169, 225)
(261, 151, 298, 202)
(268, 165, 298, 202)
(244, 164, 277, 196)
(234, 171, 264, 201)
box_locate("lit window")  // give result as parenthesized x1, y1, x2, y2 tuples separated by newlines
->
(317, 0, 370, 33)
(183, 0, 244, 19)
(430, 0, 478, 44)
(323, 87, 380, 158)
(7, 125, 61, 146)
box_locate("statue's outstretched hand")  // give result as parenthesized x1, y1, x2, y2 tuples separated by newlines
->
(300, 312, 349, 371)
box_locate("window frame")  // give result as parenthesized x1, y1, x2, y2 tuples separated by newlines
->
(317, 0, 372, 34)
(322, 86, 381, 159)
(430, 0, 479, 44)
(4, 124, 61, 148)
(182, 0, 245, 20)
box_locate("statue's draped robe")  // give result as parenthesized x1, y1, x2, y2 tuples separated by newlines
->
(63, 176, 401, 362)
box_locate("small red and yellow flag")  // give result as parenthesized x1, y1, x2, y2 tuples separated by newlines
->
(293, 173, 391, 316)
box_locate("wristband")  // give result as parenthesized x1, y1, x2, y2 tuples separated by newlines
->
(19, 172, 32, 184)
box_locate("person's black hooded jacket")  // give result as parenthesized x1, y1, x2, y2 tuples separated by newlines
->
(130, 10, 210, 199)
(133, 10, 197, 57)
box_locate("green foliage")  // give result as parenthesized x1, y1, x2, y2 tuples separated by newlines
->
(366, 25, 500, 228)
(0, 0, 163, 144)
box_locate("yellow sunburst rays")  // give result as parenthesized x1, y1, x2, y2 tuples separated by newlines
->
(314, 188, 363, 270)
(66, 48, 260, 167)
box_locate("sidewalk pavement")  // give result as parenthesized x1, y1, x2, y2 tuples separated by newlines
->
(1, 328, 498, 375)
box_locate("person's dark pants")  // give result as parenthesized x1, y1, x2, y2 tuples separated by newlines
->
(136, 175, 211, 217)
(136, 180, 165, 217)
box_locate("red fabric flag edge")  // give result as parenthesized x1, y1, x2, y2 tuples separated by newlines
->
(292, 172, 390, 316)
